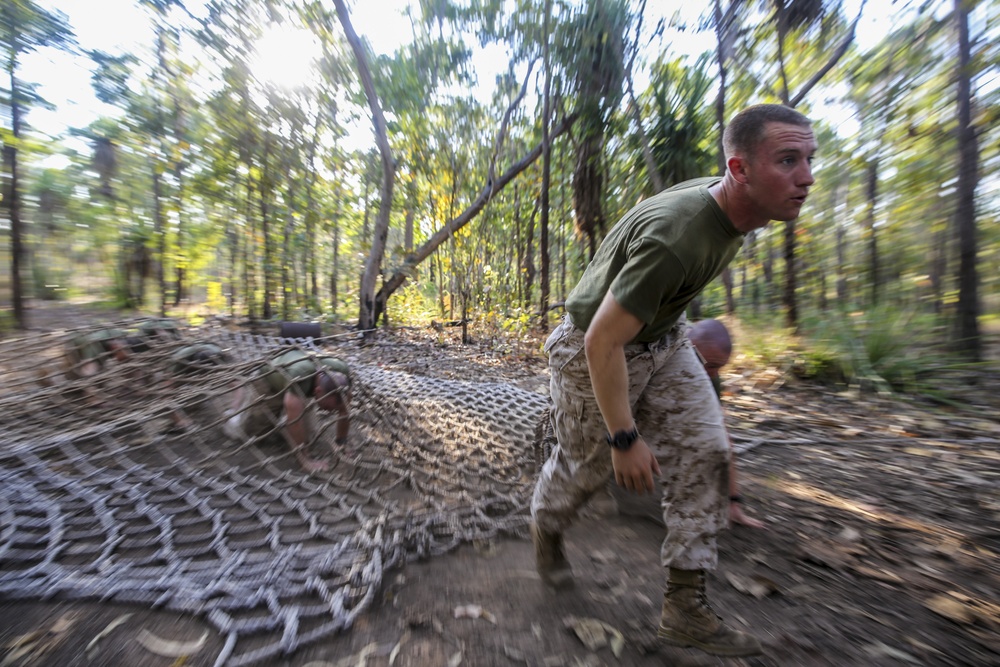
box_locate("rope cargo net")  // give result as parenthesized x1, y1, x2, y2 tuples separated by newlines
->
(0, 320, 549, 666)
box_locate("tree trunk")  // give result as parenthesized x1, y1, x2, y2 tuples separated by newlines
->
(513, 185, 523, 304)
(331, 200, 341, 319)
(170, 94, 186, 307)
(227, 223, 237, 316)
(334, 0, 397, 334)
(305, 111, 323, 311)
(404, 204, 415, 253)
(243, 173, 255, 321)
(930, 213, 946, 316)
(772, 0, 863, 327)
(713, 0, 730, 177)
(762, 230, 774, 309)
(524, 199, 538, 311)
(783, 219, 797, 329)
(5, 61, 26, 328)
(260, 135, 273, 321)
(539, 0, 553, 329)
(953, 0, 980, 360)
(722, 268, 735, 314)
(714, 0, 733, 314)
(573, 134, 604, 261)
(864, 158, 879, 305)
(152, 158, 167, 317)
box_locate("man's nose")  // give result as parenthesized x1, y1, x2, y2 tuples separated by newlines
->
(799, 162, 815, 187)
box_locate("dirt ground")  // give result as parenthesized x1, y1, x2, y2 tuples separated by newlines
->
(1, 301, 998, 667)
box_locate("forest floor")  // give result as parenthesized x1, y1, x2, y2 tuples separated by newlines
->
(1, 299, 999, 667)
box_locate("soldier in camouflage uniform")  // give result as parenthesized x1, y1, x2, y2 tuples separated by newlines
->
(62, 328, 131, 380)
(608, 318, 764, 530)
(165, 342, 233, 430)
(688, 318, 764, 530)
(531, 104, 816, 657)
(62, 318, 183, 380)
(223, 349, 351, 473)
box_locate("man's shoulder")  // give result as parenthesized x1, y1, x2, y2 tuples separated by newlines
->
(662, 177, 721, 194)
(629, 177, 723, 240)
(642, 177, 720, 215)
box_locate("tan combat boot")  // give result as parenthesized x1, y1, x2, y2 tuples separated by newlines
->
(658, 568, 763, 657)
(531, 522, 573, 589)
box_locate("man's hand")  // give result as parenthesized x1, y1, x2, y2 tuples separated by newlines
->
(611, 437, 661, 494)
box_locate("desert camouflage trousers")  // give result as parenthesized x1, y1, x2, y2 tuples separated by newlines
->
(531, 317, 730, 571)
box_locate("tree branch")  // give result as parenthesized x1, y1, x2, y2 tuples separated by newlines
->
(790, 0, 868, 108)
(374, 113, 579, 307)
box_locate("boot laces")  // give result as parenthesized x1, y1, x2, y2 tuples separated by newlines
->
(697, 574, 723, 622)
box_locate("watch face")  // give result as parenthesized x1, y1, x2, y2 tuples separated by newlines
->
(608, 428, 638, 449)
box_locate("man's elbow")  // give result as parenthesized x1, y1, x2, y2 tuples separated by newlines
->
(583, 326, 614, 362)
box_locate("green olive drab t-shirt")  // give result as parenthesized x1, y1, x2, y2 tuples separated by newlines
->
(565, 178, 744, 343)
(261, 349, 351, 396)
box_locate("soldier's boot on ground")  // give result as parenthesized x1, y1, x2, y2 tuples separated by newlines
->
(531, 522, 573, 589)
(657, 568, 763, 657)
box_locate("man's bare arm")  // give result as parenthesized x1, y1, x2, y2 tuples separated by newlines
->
(584, 292, 662, 494)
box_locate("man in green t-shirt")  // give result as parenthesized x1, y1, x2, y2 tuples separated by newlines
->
(531, 104, 816, 657)
(688, 318, 763, 530)
(222, 349, 352, 473)
(61, 318, 184, 380)
(62, 328, 131, 380)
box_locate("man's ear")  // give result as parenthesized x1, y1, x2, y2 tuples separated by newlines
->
(727, 155, 750, 184)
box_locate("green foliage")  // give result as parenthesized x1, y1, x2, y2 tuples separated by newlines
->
(384, 282, 439, 326)
(30, 261, 69, 301)
(643, 53, 717, 186)
(796, 306, 970, 397)
(733, 304, 977, 400)
(733, 314, 799, 370)
(482, 306, 536, 356)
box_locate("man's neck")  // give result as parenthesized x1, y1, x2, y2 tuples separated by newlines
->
(708, 175, 771, 234)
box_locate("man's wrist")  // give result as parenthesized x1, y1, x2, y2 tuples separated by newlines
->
(606, 426, 640, 451)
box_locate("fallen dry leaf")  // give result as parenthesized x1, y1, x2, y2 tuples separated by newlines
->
(924, 593, 975, 624)
(725, 572, 780, 598)
(135, 628, 208, 658)
(561, 616, 624, 655)
(1, 613, 79, 667)
(85, 613, 133, 660)
(388, 629, 411, 667)
(851, 564, 903, 585)
(453, 604, 497, 624)
(864, 641, 921, 664)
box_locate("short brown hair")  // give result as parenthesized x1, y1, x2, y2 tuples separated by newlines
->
(723, 104, 811, 162)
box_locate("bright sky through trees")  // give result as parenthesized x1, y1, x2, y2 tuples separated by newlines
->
(21, 0, 915, 160)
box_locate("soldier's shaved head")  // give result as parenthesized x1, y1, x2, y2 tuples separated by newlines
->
(689, 319, 732, 377)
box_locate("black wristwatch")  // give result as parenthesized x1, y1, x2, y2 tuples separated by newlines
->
(606, 426, 640, 451)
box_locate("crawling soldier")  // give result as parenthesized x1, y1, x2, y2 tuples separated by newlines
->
(62, 318, 183, 379)
(222, 349, 351, 473)
(166, 341, 233, 430)
(62, 328, 131, 380)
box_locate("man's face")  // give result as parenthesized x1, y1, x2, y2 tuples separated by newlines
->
(745, 122, 817, 222)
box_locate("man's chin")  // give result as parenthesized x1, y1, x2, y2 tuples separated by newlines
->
(774, 206, 804, 221)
